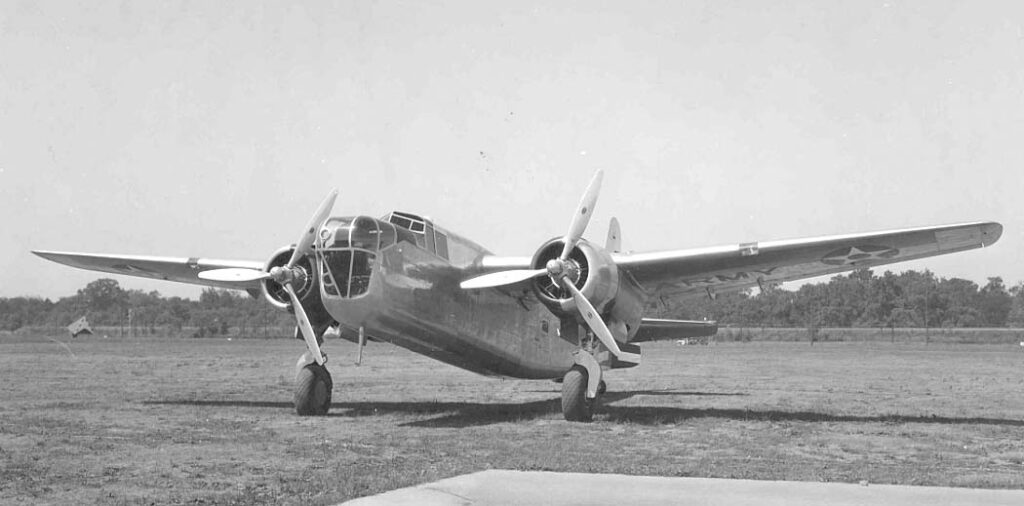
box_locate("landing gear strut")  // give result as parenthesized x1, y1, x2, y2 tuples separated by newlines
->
(561, 350, 604, 422)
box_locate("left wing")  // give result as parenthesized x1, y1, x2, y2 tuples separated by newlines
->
(613, 221, 1002, 314)
(32, 250, 265, 291)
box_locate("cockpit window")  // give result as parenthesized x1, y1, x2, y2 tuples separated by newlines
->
(435, 232, 449, 260)
(351, 217, 380, 250)
(350, 251, 373, 295)
(382, 211, 452, 260)
(389, 215, 413, 230)
(324, 250, 352, 289)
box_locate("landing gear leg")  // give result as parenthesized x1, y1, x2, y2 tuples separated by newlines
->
(561, 350, 603, 422)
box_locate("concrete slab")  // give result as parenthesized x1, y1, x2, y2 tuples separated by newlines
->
(341, 470, 1024, 506)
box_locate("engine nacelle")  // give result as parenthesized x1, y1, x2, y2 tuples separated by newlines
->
(260, 246, 316, 309)
(530, 238, 619, 316)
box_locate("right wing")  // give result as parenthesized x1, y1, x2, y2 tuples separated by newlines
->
(32, 250, 266, 291)
(613, 221, 1002, 315)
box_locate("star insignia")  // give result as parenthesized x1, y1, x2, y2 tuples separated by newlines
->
(821, 245, 900, 266)
(110, 263, 158, 274)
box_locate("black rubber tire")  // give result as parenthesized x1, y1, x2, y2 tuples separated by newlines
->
(294, 363, 333, 416)
(561, 365, 594, 422)
(597, 379, 607, 395)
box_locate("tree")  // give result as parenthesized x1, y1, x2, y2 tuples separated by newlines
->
(978, 277, 1012, 327)
(77, 278, 128, 325)
(1009, 282, 1024, 327)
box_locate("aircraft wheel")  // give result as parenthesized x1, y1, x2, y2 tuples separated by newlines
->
(561, 365, 594, 422)
(597, 380, 607, 395)
(294, 363, 333, 416)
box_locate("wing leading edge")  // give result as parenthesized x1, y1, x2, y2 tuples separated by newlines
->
(32, 250, 266, 291)
(613, 221, 1002, 314)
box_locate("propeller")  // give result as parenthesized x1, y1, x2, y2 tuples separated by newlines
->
(459, 171, 636, 363)
(199, 189, 339, 365)
(459, 170, 603, 291)
(560, 170, 602, 261)
(560, 277, 627, 358)
(458, 267, 547, 289)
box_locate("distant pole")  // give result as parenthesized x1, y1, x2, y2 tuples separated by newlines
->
(925, 282, 930, 346)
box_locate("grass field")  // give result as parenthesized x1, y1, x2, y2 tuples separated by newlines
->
(2, 335, 1024, 504)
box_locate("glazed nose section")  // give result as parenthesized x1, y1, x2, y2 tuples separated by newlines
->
(319, 216, 391, 299)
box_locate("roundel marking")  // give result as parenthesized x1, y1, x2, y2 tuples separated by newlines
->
(821, 245, 900, 266)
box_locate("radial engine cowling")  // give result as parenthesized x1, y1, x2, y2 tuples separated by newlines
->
(531, 238, 619, 316)
(260, 246, 320, 311)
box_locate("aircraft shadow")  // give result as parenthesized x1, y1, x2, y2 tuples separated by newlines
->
(143, 390, 727, 426)
(144, 392, 1024, 429)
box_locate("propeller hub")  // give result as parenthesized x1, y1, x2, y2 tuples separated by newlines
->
(546, 257, 582, 285)
(270, 265, 306, 286)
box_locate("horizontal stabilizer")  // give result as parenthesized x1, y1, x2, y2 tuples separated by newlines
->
(631, 318, 719, 343)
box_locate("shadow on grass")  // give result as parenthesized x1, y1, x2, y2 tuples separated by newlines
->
(600, 406, 1024, 428)
(145, 390, 1024, 429)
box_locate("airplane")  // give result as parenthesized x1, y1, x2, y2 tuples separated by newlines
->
(33, 171, 1003, 421)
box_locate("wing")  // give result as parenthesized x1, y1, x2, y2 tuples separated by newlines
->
(631, 318, 719, 342)
(32, 250, 266, 291)
(613, 221, 1002, 314)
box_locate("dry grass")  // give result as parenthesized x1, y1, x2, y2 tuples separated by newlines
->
(2, 336, 1023, 504)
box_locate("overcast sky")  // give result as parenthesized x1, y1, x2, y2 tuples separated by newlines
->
(2, 1, 1022, 300)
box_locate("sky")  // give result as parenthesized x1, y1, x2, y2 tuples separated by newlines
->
(1, 1, 1022, 300)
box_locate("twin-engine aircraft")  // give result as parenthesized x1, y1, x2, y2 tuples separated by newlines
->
(34, 172, 1002, 421)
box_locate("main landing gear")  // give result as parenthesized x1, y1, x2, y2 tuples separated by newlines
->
(561, 350, 605, 422)
(294, 351, 333, 416)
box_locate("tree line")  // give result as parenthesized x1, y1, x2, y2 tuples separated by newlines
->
(678, 269, 1024, 328)
(2, 269, 1024, 336)
(0, 278, 292, 336)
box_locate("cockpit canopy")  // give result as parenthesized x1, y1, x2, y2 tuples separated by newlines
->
(320, 216, 396, 252)
(383, 211, 449, 260)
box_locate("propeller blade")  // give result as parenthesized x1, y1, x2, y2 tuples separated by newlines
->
(561, 277, 638, 363)
(560, 170, 603, 261)
(284, 283, 325, 365)
(287, 189, 339, 269)
(198, 268, 270, 282)
(606, 217, 621, 253)
(460, 268, 547, 289)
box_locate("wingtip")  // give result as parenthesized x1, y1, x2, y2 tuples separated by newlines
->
(31, 249, 56, 260)
(982, 222, 1003, 247)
